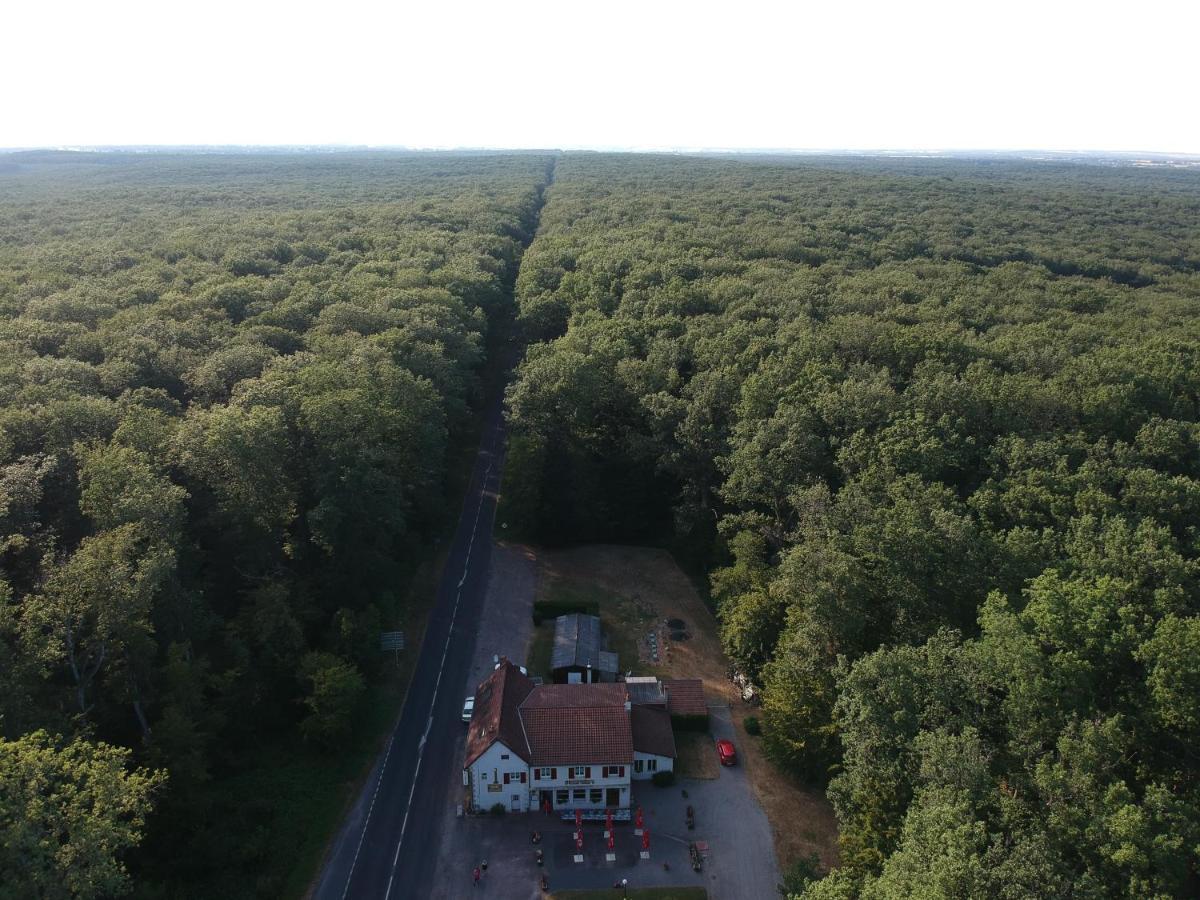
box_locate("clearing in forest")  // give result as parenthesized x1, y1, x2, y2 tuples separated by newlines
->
(529, 543, 840, 874)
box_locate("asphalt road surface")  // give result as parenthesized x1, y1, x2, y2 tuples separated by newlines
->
(314, 390, 507, 900)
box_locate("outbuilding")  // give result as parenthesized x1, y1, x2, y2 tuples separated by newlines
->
(551, 613, 618, 683)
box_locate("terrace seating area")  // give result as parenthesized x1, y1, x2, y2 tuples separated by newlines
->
(559, 808, 632, 823)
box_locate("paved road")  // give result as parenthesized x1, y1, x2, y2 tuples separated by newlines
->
(314, 391, 508, 900)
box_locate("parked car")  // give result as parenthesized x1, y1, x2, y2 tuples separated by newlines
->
(462, 696, 475, 722)
(716, 738, 737, 766)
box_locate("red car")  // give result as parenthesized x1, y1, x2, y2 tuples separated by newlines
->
(716, 738, 738, 766)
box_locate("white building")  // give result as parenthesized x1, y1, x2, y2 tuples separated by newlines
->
(463, 661, 681, 812)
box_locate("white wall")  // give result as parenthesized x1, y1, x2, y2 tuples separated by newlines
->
(528, 762, 630, 810)
(467, 741, 530, 812)
(632, 751, 673, 780)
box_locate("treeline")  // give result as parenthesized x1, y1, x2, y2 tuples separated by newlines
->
(502, 154, 1200, 897)
(0, 151, 553, 897)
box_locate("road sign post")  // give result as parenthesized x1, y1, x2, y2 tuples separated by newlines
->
(380, 631, 405, 665)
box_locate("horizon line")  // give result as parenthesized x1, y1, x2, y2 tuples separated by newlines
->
(3, 144, 1200, 159)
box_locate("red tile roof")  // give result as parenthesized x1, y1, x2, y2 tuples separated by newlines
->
(464, 661, 535, 767)
(663, 679, 707, 718)
(631, 705, 677, 758)
(521, 683, 627, 709)
(519, 683, 633, 765)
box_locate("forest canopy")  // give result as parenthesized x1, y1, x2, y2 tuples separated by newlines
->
(502, 153, 1200, 898)
(0, 150, 554, 897)
(4, 148, 1199, 898)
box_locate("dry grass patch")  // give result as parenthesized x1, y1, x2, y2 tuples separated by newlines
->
(674, 731, 720, 780)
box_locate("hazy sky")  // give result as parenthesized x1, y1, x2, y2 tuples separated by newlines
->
(5, 0, 1198, 153)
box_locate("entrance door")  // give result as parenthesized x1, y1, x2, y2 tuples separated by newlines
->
(606, 787, 620, 807)
(540, 789, 553, 811)
(512, 794, 522, 812)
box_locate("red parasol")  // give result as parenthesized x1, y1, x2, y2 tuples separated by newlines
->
(608, 831, 615, 850)
(575, 808, 583, 829)
(575, 829, 584, 851)
(642, 827, 650, 851)
(635, 806, 644, 829)
(606, 809, 614, 832)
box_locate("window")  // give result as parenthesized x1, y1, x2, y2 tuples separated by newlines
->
(570, 766, 587, 779)
(647, 758, 657, 772)
(556, 789, 568, 805)
(634, 760, 644, 774)
(500, 753, 509, 760)
(536, 767, 555, 781)
(589, 788, 602, 804)
(533, 769, 540, 782)
(573, 788, 585, 800)
(602, 765, 626, 779)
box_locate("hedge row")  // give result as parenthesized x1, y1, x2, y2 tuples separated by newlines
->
(531, 599, 600, 625)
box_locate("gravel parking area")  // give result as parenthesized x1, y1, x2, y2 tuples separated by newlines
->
(639, 706, 782, 900)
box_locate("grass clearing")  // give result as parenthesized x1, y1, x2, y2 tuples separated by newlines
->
(538, 563, 661, 678)
(674, 731, 720, 780)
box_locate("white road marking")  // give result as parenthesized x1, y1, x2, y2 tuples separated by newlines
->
(340, 732, 396, 900)
(376, 446, 498, 900)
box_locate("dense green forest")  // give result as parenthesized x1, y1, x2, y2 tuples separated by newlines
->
(4, 150, 1199, 899)
(502, 154, 1200, 897)
(0, 151, 553, 897)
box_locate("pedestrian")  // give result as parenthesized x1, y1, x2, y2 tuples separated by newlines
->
(473, 865, 480, 887)
(481, 858, 488, 874)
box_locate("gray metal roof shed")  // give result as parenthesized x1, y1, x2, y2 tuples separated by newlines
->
(551, 614, 618, 675)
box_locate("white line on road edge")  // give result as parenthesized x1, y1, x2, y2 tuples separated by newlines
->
(378, 453, 497, 900)
(340, 732, 396, 900)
